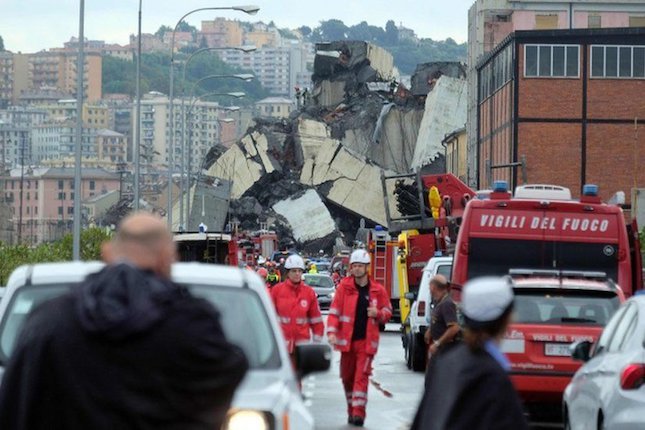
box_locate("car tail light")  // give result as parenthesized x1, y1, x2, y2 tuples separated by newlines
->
(418, 301, 426, 317)
(620, 363, 645, 390)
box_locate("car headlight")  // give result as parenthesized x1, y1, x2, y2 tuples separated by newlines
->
(223, 410, 271, 430)
(329, 292, 335, 299)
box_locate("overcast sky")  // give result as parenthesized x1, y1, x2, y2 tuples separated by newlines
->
(1, 0, 471, 53)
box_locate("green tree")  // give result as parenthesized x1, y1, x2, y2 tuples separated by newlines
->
(0, 227, 111, 284)
(317, 19, 349, 42)
(155, 25, 172, 38)
(298, 26, 312, 38)
(385, 20, 398, 45)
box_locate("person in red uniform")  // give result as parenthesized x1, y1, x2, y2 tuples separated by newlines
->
(327, 249, 392, 427)
(270, 254, 324, 363)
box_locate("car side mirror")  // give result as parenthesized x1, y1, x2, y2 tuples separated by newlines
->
(570, 340, 592, 362)
(295, 343, 331, 377)
(404, 292, 416, 301)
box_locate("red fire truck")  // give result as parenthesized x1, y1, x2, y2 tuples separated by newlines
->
(451, 182, 643, 296)
(174, 229, 278, 267)
(370, 172, 475, 323)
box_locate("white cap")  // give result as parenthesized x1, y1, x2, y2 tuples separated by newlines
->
(284, 254, 305, 270)
(462, 277, 514, 325)
(350, 249, 371, 265)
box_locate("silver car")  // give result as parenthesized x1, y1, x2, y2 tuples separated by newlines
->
(563, 293, 645, 430)
(0, 261, 331, 430)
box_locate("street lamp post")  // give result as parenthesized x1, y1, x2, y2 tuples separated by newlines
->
(134, 0, 142, 210)
(167, 5, 259, 230)
(72, 0, 85, 260)
(184, 92, 244, 229)
(176, 45, 255, 230)
(179, 73, 252, 229)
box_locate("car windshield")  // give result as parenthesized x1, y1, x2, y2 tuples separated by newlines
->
(0, 284, 280, 369)
(513, 287, 620, 325)
(304, 275, 335, 289)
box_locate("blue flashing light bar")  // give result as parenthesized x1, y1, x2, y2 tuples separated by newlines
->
(582, 184, 599, 197)
(493, 180, 508, 193)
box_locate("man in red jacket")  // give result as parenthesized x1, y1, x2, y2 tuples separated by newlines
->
(270, 254, 324, 362)
(327, 249, 392, 427)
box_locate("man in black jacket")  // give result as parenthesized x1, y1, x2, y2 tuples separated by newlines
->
(0, 212, 248, 430)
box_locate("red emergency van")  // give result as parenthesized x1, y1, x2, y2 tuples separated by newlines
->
(452, 183, 643, 297)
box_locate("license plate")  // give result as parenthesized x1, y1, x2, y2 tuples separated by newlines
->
(544, 343, 571, 357)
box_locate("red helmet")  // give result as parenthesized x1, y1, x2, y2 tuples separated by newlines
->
(257, 268, 268, 278)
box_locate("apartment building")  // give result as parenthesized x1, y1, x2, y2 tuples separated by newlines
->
(28, 50, 102, 101)
(199, 18, 244, 48)
(0, 52, 12, 108)
(219, 40, 314, 97)
(476, 27, 645, 206)
(133, 93, 226, 172)
(466, 0, 645, 187)
(1, 167, 119, 244)
(255, 97, 294, 118)
(96, 129, 127, 164)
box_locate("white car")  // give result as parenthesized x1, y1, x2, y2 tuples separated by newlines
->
(563, 293, 645, 430)
(0, 261, 331, 430)
(402, 255, 452, 371)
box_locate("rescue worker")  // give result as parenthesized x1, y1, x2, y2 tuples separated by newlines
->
(331, 266, 342, 286)
(327, 249, 392, 427)
(411, 277, 528, 430)
(309, 262, 318, 274)
(256, 267, 270, 289)
(270, 254, 324, 362)
(266, 262, 280, 287)
(423, 274, 460, 383)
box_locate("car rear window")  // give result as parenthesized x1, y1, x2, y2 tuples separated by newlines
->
(513, 287, 620, 325)
(304, 275, 334, 289)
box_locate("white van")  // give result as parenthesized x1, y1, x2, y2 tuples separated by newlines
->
(402, 256, 452, 371)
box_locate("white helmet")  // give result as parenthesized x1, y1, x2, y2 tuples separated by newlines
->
(350, 249, 371, 265)
(284, 254, 305, 270)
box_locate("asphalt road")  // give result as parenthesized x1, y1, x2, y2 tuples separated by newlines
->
(305, 323, 425, 430)
(305, 319, 563, 430)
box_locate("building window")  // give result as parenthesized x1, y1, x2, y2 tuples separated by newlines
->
(58, 180, 64, 190)
(629, 16, 645, 28)
(34, 206, 38, 215)
(588, 15, 601, 29)
(535, 14, 559, 30)
(58, 192, 65, 200)
(58, 206, 63, 215)
(591, 45, 645, 78)
(89, 180, 95, 190)
(68, 207, 73, 215)
(525, 44, 579, 78)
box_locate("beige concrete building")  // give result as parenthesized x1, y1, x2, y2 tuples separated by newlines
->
(255, 97, 294, 118)
(11, 54, 29, 105)
(28, 50, 102, 101)
(102, 44, 133, 61)
(96, 129, 127, 165)
(200, 18, 244, 48)
(442, 127, 468, 183)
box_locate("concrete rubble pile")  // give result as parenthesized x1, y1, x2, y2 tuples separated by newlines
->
(186, 41, 468, 252)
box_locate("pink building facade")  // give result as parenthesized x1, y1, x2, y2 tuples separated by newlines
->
(2, 167, 119, 244)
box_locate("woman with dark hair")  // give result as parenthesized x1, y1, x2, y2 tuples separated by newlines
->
(411, 277, 528, 430)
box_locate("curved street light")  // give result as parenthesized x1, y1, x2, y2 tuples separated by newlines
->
(167, 5, 259, 230)
(178, 73, 252, 229)
(182, 91, 244, 229)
